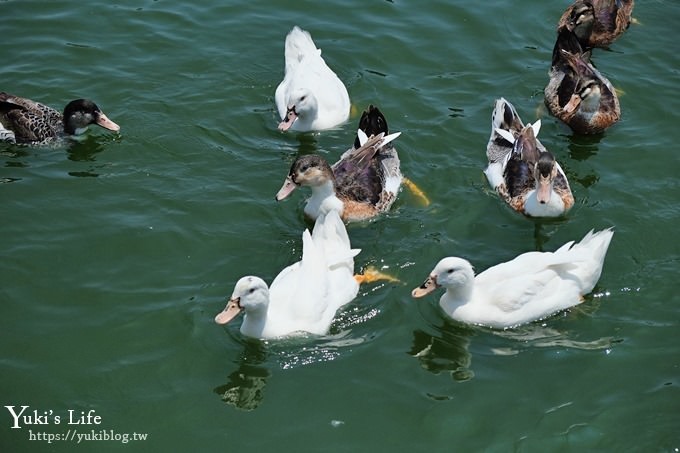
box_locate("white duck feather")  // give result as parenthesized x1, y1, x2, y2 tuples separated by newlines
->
(215, 210, 359, 339)
(412, 228, 614, 328)
(275, 26, 350, 132)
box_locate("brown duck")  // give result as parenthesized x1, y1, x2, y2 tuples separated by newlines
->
(557, 0, 635, 49)
(276, 106, 402, 222)
(544, 30, 620, 134)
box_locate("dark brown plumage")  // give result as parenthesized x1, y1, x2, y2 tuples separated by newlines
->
(557, 0, 635, 49)
(544, 30, 620, 134)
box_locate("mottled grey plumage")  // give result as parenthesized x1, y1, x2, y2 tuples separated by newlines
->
(0, 92, 120, 145)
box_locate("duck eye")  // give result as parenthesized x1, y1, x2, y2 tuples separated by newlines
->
(300, 95, 307, 102)
(248, 288, 256, 294)
(300, 164, 309, 172)
(447, 268, 455, 274)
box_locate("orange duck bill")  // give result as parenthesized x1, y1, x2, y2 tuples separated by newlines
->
(275, 175, 298, 201)
(95, 112, 121, 132)
(214, 297, 242, 325)
(411, 275, 439, 298)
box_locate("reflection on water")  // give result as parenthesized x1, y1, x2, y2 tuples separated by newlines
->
(566, 134, 604, 161)
(411, 299, 621, 384)
(215, 306, 381, 410)
(214, 363, 271, 411)
(410, 327, 474, 382)
(67, 134, 121, 177)
(411, 321, 622, 382)
(273, 330, 372, 370)
(0, 132, 120, 179)
(490, 323, 622, 354)
(214, 340, 269, 411)
(411, 300, 475, 382)
(67, 135, 110, 162)
(292, 133, 319, 156)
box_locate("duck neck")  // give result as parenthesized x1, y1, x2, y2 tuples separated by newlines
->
(240, 304, 269, 338)
(580, 87, 602, 114)
(524, 188, 565, 217)
(306, 180, 344, 218)
(440, 284, 474, 316)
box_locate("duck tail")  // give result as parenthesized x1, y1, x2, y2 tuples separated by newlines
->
(574, 228, 615, 261)
(492, 98, 523, 134)
(285, 26, 320, 71)
(354, 105, 389, 148)
(487, 98, 523, 164)
(0, 122, 15, 143)
(312, 210, 359, 269)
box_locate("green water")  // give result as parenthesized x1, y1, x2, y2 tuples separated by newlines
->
(2, 1, 679, 451)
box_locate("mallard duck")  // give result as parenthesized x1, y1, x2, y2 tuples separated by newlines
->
(276, 106, 402, 222)
(484, 98, 574, 217)
(0, 92, 120, 145)
(544, 29, 620, 134)
(275, 26, 350, 132)
(411, 228, 614, 329)
(215, 210, 360, 339)
(558, 0, 635, 49)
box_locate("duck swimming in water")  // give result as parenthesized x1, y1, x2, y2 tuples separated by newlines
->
(412, 228, 614, 329)
(558, 0, 635, 49)
(275, 26, 350, 132)
(544, 29, 620, 134)
(484, 98, 574, 217)
(0, 92, 120, 145)
(215, 210, 360, 339)
(276, 105, 402, 222)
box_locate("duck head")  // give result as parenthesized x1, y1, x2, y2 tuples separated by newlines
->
(534, 152, 559, 204)
(563, 78, 602, 114)
(278, 88, 318, 131)
(275, 154, 335, 201)
(412, 257, 475, 299)
(562, 1, 596, 45)
(63, 99, 120, 135)
(215, 276, 269, 325)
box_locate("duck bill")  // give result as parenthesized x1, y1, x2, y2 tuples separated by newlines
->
(411, 276, 439, 298)
(96, 112, 121, 132)
(537, 178, 553, 204)
(563, 94, 581, 114)
(214, 298, 242, 325)
(277, 107, 297, 131)
(275, 176, 298, 201)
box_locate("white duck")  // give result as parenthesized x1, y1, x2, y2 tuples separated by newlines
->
(214, 210, 360, 339)
(275, 26, 350, 132)
(412, 228, 614, 329)
(484, 98, 574, 217)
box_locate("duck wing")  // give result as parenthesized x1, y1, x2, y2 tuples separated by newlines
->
(0, 92, 62, 143)
(267, 227, 329, 333)
(311, 210, 359, 320)
(475, 229, 613, 323)
(333, 131, 401, 205)
(486, 98, 524, 164)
